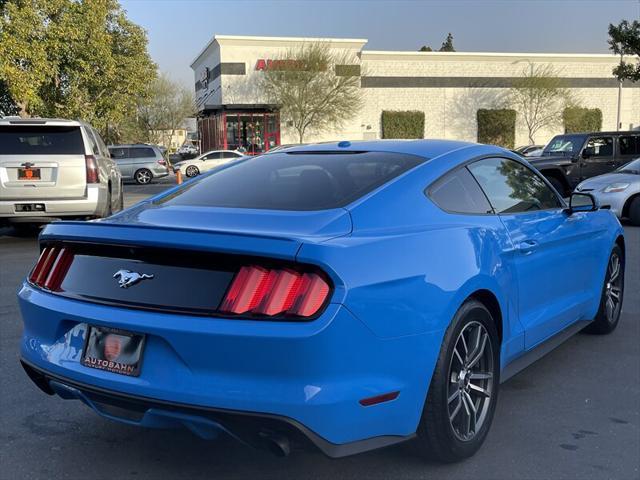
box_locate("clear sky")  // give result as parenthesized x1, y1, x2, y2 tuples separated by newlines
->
(120, 0, 640, 88)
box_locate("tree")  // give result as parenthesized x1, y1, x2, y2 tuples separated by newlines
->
(419, 33, 456, 52)
(439, 33, 456, 52)
(259, 43, 362, 143)
(509, 63, 573, 144)
(608, 20, 640, 82)
(136, 74, 195, 147)
(0, 0, 156, 140)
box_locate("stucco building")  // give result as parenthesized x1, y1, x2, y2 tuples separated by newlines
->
(191, 35, 639, 153)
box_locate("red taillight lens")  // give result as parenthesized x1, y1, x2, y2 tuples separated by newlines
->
(220, 265, 330, 318)
(85, 155, 99, 183)
(28, 246, 74, 291)
(157, 159, 166, 166)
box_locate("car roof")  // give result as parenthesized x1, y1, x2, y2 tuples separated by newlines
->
(109, 144, 161, 148)
(0, 117, 84, 127)
(552, 131, 639, 137)
(278, 139, 480, 159)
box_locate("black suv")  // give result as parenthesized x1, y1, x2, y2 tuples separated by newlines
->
(527, 131, 640, 196)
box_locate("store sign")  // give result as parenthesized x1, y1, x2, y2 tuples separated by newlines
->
(255, 59, 305, 71)
(200, 67, 210, 88)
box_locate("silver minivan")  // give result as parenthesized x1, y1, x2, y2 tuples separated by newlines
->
(108, 144, 170, 185)
(0, 117, 123, 227)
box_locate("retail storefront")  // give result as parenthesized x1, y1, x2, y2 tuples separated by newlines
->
(191, 35, 638, 151)
(198, 110, 280, 154)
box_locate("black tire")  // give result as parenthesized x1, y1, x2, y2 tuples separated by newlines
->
(117, 181, 124, 212)
(104, 191, 113, 218)
(583, 245, 624, 335)
(546, 176, 566, 197)
(628, 196, 640, 226)
(415, 299, 500, 462)
(134, 168, 153, 185)
(185, 165, 199, 177)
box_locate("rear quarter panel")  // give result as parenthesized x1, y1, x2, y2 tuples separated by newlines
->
(297, 145, 523, 366)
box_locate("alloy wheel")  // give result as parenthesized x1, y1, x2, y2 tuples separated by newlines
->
(605, 252, 623, 322)
(136, 170, 151, 184)
(186, 165, 199, 177)
(447, 321, 495, 442)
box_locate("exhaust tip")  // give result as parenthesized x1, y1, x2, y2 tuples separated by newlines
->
(259, 432, 291, 457)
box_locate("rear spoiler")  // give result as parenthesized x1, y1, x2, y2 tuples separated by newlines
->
(39, 221, 302, 261)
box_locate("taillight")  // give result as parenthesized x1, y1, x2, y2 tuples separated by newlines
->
(85, 155, 99, 183)
(28, 247, 74, 292)
(220, 265, 330, 318)
(157, 159, 166, 166)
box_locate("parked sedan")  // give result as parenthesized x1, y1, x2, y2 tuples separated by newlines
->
(18, 140, 624, 463)
(514, 144, 544, 156)
(173, 149, 243, 177)
(108, 144, 170, 185)
(575, 157, 640, 225)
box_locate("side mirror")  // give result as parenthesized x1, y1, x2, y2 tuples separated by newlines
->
(581, 148, 593, 159)
(567, 192, 598, 214)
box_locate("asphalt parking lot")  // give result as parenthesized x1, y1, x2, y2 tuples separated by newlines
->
(0, 182, 638, 480)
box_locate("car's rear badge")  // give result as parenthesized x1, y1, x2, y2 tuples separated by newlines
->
(113, 269, 154, 288)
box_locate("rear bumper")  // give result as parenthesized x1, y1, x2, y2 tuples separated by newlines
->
(0, 185, 107, 220)
(18, 282, 440, 454)
(20, 359, 413, 458)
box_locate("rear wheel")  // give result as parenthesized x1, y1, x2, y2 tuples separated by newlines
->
(583, 245, 624, 335)
(117, 181, 124, 212)
(185, 165, 199, 177)
(628, 196, 640, 226)
(134, 168, 152, 185)
(415, 299, 499, 462)
(104, 190, 113, 217)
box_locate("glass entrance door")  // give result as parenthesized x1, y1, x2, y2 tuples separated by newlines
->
(222, 112, 280, 154)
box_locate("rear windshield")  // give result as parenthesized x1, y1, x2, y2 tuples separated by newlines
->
(157, 151, 427, 211)
(0, 126, 84, 155)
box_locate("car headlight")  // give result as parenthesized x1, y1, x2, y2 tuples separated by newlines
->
(602, 183, 630, 193)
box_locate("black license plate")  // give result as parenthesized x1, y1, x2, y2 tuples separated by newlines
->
(81, 326, 145, 377)
(18, 167, 40, 180)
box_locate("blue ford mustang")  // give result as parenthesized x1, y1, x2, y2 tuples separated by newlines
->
(18, 140, 625, 462)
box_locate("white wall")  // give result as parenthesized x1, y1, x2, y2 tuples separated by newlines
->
(192, 36, 639, 147)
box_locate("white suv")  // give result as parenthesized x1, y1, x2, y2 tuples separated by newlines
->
(0, 118, 123, 228)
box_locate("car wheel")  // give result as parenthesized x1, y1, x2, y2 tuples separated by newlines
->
(415, 299, 499, 462)
(628, 196, 640, 226)
(583, 245, 624, 335)
(118, 182, 124, 212)
(546, 176, 565, 197)
(134, 169, 152, 185)
(185, 165, 199, 177)
(104, 190, 113, 217)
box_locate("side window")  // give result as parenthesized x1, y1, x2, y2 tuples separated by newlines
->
(130, 147, 155, 158)
(109, 147, 129, 160)
(619, 136, 640, 156)
(468, 158, 562, 214)
(428, 167, 492, 214)
(204, 152, 222, 160)
(583, 136, 613, 158)
(221, 151, 240, 159)
(93, 128, 109, 157)
(85, 127, 100, 155)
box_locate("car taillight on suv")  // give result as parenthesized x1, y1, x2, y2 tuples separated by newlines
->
(85, 155, 99, 183)
(220, 265, 330, 318)
(157, 159, 166, 166)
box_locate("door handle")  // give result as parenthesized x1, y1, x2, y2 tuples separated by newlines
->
(517, 240, 539, 255)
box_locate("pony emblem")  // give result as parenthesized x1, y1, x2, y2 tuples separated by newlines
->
(113, 269, 154, 288)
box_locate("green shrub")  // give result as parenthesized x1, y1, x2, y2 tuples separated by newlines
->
(381, 111, 425, 139)
(476, 109, 516, 148)
(563, 107, 602, 133)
